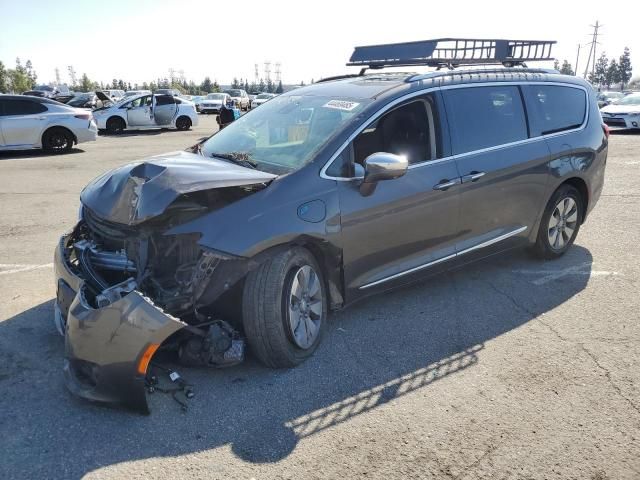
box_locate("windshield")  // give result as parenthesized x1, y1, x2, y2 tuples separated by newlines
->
(613, 94, 640, 106)
(257, 94, 272, 99)
(206, 93, 225, 100)
(225, 90, 242, 97)
(35, 85, 54, 91)
(200, 95, 369, 175)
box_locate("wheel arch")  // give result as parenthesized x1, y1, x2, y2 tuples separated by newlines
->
(107, 114, 127, 128)
(560, 177, 589, 223)
(42, 125, 77, 145)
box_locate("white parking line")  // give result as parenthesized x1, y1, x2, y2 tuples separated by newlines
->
(625, 161, 640, 165)
(0, 263, 54, 276)
(512, 262, 618, 285)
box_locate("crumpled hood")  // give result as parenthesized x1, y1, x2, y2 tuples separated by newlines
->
(80, 151, 276, 225)
(601, 104, 640, 115)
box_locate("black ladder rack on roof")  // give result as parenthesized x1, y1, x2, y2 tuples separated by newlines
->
(347, 38, 556, 74)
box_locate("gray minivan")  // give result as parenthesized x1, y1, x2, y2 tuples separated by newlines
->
(54, 39, 608, 412)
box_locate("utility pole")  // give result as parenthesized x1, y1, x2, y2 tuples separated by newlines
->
(583, 21, 602, 80)
(275, 62, 281, 83)
(574, 44, 581, 76)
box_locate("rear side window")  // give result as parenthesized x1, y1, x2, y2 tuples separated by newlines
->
(0, 99, 48, 116)
(443, 86, 528, 155)
(523, 85, 587, 136)
(155, 95, 176, 106)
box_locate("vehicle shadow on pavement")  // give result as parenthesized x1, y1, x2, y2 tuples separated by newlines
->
(0, 246, 593, 479)
(0, 149, 86, 160)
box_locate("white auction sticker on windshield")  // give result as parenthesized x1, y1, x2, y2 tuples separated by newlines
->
(323, 100, 360, 111)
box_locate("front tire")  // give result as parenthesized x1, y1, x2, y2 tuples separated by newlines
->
(42, 127, 73, 153)
(532, 184, 583, 259)
(242, 247, 327, 368)
(106, 116, 125, 134)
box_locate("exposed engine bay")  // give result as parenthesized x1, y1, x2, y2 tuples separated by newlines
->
(62, 189, 266, 370)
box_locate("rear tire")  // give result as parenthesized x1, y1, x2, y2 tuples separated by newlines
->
(42, 127, 73, 153)
(176, 116, 192, 131)
(242, 247, 327, 368)
(106, 116, 125, 134)
(532, 184, 583, 259)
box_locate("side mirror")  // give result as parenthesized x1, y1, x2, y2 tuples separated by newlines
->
(359, 152, 408, 196)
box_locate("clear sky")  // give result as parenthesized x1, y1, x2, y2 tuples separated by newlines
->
(0, 0, 636, 86)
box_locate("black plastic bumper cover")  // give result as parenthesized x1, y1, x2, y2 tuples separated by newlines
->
(54, 234, 186, 413)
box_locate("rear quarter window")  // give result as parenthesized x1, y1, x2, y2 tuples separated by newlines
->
(443, 85, 528, 155)
(523, 85, 587, 136)
(0, 99, 48, 116)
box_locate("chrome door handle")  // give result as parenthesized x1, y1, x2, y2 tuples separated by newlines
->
(433, 178, 461, 191)
(461, 171, 486, 183)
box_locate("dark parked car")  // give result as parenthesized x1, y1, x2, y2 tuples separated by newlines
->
(53, 39, 607, 412)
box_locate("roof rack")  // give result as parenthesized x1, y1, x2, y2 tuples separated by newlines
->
(347, 38, 556, 74)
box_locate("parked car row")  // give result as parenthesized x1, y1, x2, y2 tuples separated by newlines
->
(600, 92, 640, 130)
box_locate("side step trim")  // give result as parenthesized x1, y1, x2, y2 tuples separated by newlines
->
(359, 226, 527, 290)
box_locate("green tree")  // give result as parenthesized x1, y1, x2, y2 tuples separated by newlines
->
(212, 80, 220, 92)
(200, 76, 213, 93)
(266, 78, 274, 93)
(111, 78, 118, 89)
(0, 61, 7, 93)
(559, 60, 574, 76)
(231, 77, 240, 89)
(79, 73, 95, 92)
(619, 47, 632, 90)
(142, 82, 149, 90)
(589, 52, 608, 87)
(149, 81, 157, 92)
(629, 77, 640, 89)
(275, 80, 283, 93)
(258, 78, 266, 92)
(25, 59, 37, 87)
(606, 59, 621, 88)
(553, 59, 560, 71)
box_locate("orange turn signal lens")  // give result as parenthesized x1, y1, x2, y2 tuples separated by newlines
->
(137, 343, 160, 375)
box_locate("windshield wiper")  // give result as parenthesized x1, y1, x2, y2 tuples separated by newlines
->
(209, 152, 258, 169)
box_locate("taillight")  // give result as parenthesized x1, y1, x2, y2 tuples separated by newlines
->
(602, 123, 610, 139)
(75, 114, 92, 121)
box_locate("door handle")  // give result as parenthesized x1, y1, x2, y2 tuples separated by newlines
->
(433, 178, 461, 191)
(461, 171, 486, 183)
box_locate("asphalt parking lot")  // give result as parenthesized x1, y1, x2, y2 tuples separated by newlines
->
(0, 116, 638, 479)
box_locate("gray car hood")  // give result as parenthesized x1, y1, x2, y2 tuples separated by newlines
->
(80, 151, 276, 225)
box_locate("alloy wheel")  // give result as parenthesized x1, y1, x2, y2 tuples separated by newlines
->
(287, 265, 323, 349)
(547, 197, 578, 250)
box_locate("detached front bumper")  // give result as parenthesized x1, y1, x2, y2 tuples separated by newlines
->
(54, 234, 186, 414)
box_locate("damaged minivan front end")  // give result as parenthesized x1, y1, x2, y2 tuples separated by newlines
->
(55, 152, 276, 413)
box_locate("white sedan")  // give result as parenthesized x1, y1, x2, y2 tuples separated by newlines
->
(600, 93, 640, 130)
(0, 95, 97, 153)
(251, 93, 277, 108)
(199, 93, 230, 114)
(93, 92, 198, 133)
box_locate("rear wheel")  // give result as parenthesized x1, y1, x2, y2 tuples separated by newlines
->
(42, 127, 73, 153)
(532, 184, 583, 259)
(176, 116, 192, 131)
(242, 247, 327, 368)
(106, 116, 125, 134)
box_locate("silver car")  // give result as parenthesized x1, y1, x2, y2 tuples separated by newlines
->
(0, 95, 97, 153)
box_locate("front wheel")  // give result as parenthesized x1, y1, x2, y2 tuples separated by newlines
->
(242, 247, 327, 368)
(532, 184, 583, 259)
(106, 116, 125, 134)
(176, 116, 192, 131)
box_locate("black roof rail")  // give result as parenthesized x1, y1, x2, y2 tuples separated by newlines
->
(407, 67, 558, 82)
(347, 38, 556, 73)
